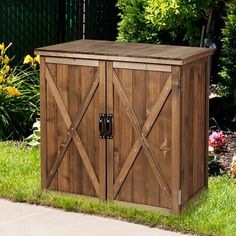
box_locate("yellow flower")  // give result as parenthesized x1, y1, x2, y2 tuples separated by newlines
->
(0, 43, 4, 51)
(3, 65, 10, 74)
(7, 86, 21, 96)
(0, 85, 3, 93)
(23, 55, 34, 65)
(34, 55, 40, 64)
(0, 75, 5, 84)
(3, 55, 10, 65)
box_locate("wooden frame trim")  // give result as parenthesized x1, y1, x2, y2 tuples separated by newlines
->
(40, 57, 47, 190)
(35, 51, 184, 65)
(113, 62, 171, 72)
(98, 61, 107, 201)
(171, 66, 181, 214)
(45, 57, 99, 67)
(114, 200, 171, 214)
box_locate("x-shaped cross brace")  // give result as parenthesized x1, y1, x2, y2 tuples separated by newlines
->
(45, 65, 100, 196)
(112, 69, 172, 199)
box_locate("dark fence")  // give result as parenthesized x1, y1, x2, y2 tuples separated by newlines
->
(0, 0, 118, 62)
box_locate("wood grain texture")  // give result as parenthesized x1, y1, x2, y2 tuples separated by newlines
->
(39, 41, 211, 213)
(46, 64, 58, 190)
(35, 40, 213, 65)
(40, 57, 47, 190)
(171, 66, 181, 214)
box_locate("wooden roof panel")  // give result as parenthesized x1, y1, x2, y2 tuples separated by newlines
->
(35, 40, 213, 65)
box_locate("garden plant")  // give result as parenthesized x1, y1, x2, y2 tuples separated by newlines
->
(0, 42, 40, 140)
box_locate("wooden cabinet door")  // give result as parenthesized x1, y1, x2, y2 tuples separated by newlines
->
(41, 58, 106, 200)
(106, 62, 181, 211)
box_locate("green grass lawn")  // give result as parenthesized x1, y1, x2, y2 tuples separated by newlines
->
(0, 141, 235, 236)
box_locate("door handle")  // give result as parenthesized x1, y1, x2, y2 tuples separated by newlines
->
(99, 113, 113, 139)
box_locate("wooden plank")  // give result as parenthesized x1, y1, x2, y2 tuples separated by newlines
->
(113, 62, 171, 72)
(193, 62, 201, 194)
(36, 51, 184, 66)
(171, 66, 181, 214)
(35, 40, 212, 65)
(113, 70, 171, 199)
(99, 61, 106, 201)
(46, 64, 58, 190)
(80, 66, 97, 197)
(57, 64, 70, 193)
(40, 57, 47, 190)
(132, 69, 147, 205)
(205, 58, 210, 188)
(118, 68, 134, 203)
(146, 71, 161, 207)
(68, 65, 82, 194)
(46, 57, 99, 67)
(159, 73, 172, 209)
(106, 61, 114, 201)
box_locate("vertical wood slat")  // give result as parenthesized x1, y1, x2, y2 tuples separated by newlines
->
(40, 57, 47, 190)
(57, 64, 70, 192)
(171, 66, 181, 214)
(46, 64, 58, 190)
(99, 61, 106, 200)
(132, 70, 147, 205)
(69, 65, 82, 194)
(106, 61, 114, 201)
(205, 58, 210, 188)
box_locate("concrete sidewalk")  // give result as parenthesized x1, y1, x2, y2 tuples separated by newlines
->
(0, 199, 189, 236)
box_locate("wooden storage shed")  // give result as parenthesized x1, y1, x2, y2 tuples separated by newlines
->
(35, 40, 212, 214)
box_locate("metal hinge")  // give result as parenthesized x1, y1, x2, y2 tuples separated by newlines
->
(178, 76, 182, 92)
(178, 190, 182, 205)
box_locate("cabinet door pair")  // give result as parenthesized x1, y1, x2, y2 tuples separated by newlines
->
(41, 58, 180, 212)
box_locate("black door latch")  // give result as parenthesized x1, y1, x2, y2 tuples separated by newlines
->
(99, 113, 113, 139)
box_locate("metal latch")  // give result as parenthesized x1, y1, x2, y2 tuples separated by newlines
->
(99, 113, 113, 139)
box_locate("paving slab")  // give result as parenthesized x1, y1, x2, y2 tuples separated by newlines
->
(0, 199, 190, 236)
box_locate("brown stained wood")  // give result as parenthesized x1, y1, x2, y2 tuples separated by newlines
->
(68, 65, 82, 194)
(56, 64, 70, 192)
(132, 70, 147, 205)
(45, 66, 99, 188)
(113, 62, 171, 72)
(158, 74, 172, 209)
(113, 73, 172, 199)
(106, 61, 114, 201)
(40, 57, 47, 190)
(38, 40, 211, 213)
(193, 62, 201, 194)
(181, 63, 191, 205)
(35, 40, 213, 66)
(99, 61, 106, 201)
(146, 71, 161, 207)
(171, 66, 181, 214)
(188, 66, 194, 198)
(112, 70, 171, 199)
(45, 65, 100, 196)
(115, 69, 134, 203)
(46, 64, 58, 190)
(46, 57, 99, 67)
(205, 59, 210, 188)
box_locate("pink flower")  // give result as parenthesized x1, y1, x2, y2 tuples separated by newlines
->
(209, 131, 227, 153)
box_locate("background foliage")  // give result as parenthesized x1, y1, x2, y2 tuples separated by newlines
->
(117, 0, 217, 46)
(219, 3, 236, 103)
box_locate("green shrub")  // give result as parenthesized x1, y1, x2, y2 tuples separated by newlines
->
(219, 3, 236, 103)
(117, 0, 215, 46)
(0, 43, 40, 140)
